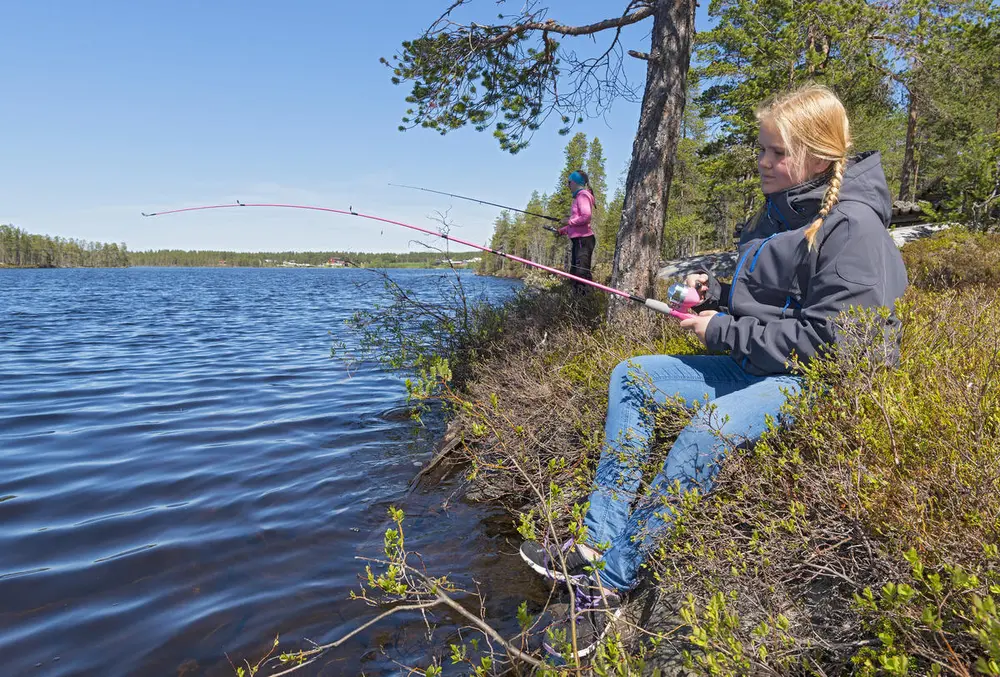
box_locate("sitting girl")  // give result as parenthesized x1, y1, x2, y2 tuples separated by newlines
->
(520, 84, 909, 658)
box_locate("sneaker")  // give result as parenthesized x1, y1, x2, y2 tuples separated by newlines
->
(542, 578, 624, 659)
(519, 539, 597, 582)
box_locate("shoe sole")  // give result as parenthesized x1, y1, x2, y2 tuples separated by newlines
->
(576, 605, 623, 658)
(520, 547, 570, 582)
(545, 604, 625, 659)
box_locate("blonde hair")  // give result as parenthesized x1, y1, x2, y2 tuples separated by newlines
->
(756, 84, 852, 249)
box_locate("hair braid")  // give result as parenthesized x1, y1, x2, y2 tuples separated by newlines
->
(804, 157, 846, 250)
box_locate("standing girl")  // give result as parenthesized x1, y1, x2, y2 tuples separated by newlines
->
(520, 84, 909, 658)
(558, 170, 597, 290)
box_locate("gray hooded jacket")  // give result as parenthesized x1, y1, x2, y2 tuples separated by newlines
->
(699, 151, 909, 376)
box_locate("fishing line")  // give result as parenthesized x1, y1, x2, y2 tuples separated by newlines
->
(389, 182, 561, 228)
(141, 202, 697, 319)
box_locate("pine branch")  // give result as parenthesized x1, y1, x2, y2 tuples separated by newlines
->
(430, 1, 655, 45)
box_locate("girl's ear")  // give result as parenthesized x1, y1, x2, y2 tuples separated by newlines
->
(807, 157, 833, 178)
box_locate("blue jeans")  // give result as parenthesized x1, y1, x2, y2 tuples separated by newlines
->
(583, 354, 800, 591)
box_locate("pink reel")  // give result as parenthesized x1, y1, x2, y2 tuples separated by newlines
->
(641, 283, 702, 319)
(665, 283, 702, 318)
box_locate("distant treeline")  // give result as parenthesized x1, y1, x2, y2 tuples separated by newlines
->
(0, 224, 129, 268)
(128, 249, 481, 268)
(0, 224, 483, 269)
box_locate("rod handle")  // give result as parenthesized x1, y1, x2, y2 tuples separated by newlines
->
(644, 298, 692, 320)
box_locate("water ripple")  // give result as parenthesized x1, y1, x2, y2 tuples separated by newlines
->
(0, 267, 521, 676)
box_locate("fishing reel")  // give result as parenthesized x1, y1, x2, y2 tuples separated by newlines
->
(666, 283, 702, 314)
(641, 282, 702, 319)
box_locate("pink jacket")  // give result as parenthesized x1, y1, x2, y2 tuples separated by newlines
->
(558, 189, 595, 238)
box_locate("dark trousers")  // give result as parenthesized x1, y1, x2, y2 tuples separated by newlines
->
(569, 235, 596, 289)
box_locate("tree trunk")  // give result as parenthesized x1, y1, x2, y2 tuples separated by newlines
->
(607, 0, 695, 322)
(899, 90, 918, 201)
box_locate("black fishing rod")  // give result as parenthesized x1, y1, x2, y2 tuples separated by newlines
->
(389, 182, 562, 231)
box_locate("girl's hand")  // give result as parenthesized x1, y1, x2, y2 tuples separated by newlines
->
(684, 273, 709, 299)
(679, 310, 718, 345)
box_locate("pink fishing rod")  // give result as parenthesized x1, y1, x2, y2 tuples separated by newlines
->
(140, 202, 698, 320)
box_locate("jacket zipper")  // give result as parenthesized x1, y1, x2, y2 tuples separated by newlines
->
(749, 234, 777, 273)
(728, 246, 754, 313)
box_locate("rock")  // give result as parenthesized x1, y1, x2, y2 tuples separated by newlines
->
(656, 223, 951, 282)
(887, 222, 952, 247)
(656, 251, 739, 282)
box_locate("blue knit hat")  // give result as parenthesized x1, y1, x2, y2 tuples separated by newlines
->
(569, 171, 586, 186)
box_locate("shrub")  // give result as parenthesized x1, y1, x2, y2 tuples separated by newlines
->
(646, 287, 1000, 674)
(901, 228, 1000, 291)
(442, 278, 1000, 674)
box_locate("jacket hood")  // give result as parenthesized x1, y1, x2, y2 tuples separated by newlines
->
(766, 151, 891, 231)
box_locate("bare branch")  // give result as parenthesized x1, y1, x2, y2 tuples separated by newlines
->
(428, 581, 549, 669)
(264, 602, 441, 676)
(435, 4, 655, 47)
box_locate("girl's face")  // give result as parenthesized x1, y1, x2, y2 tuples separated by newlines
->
(567, 179, 581, 193)
(757, 119, 831, 195)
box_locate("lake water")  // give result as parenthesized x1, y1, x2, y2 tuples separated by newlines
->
(0, 267, 535, 676)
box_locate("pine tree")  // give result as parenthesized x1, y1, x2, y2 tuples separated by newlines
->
(600, 186, 626, 267)
(549, 132, 591, 223)
(480, 211, 514, 275)
(586, 138, 609, 245)
(690, 0, 913, 242)
(663, 89, 711, 258)
(386, 1, 697, 317)
(889, 0, 1000, 220)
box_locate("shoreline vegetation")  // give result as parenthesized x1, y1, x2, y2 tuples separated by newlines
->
(441, 227, 1000, 674)
(0, 224, 482, 269)
(253, 226, 998, 676)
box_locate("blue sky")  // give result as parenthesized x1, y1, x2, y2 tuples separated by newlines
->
(1, 1, 711, 253)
